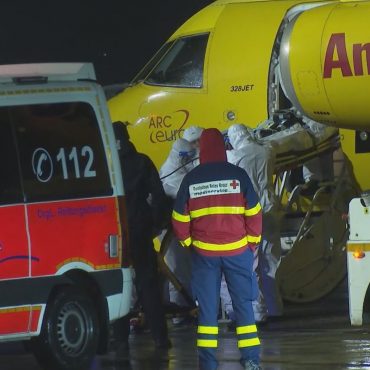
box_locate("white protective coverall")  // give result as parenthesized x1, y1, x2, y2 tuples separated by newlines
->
(159, 138, 195, 308)
(226, 123, 283, 320)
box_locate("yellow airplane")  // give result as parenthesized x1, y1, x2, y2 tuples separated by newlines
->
(108, 0, 370, 304)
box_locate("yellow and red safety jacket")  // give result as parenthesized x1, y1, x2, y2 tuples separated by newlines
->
(172, 130, 262, 256)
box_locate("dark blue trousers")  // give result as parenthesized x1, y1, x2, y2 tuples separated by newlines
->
(191, 248, 260, 370)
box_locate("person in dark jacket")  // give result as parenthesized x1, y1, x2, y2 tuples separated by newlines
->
(112, 121, 170, 350)
(172, 128, 262, 370)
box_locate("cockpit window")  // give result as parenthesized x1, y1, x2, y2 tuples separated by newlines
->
(144, 33, 209, 88)
(130, 41, 175, 85)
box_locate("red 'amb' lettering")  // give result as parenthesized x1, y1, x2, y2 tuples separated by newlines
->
(323, 33, 370, 78)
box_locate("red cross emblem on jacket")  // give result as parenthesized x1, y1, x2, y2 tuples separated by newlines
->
(230, 180, 239, 189)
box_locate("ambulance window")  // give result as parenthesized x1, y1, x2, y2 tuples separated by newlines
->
(145, 33, 209, 88)
(11, 102, 112, 202)
(0, 109, 23, 204)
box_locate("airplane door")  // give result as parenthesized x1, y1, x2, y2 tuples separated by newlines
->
(0, 110, 30, 335)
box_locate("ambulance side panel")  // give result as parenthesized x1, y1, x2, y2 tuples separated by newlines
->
(0, 84, 131, 340)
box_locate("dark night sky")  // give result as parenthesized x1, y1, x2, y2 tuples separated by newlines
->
(0, 1, 213, 85)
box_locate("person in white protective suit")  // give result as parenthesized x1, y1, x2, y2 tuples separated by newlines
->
(160, 138, 196, 198)
(159, 138, 196, 316)
(226, 123, 283, 322)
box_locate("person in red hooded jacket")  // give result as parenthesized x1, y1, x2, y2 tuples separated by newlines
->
(172, 128, 263, 370)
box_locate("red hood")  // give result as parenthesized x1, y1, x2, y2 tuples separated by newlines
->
(199, 128, 227, 164)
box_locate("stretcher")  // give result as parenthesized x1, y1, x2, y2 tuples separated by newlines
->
(254, 117, 341, 173)
(257, 119, 357, 303)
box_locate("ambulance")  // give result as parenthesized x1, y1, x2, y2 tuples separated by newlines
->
(0, 63, 132, 370)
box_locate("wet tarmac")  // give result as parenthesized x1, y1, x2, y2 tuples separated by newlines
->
(2, 280, 370, 370)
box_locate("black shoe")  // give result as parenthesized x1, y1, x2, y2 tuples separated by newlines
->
(155, 338, 172, 350)
(267, 315, 284, 323)
(172, 316, 195, 327)
(256, 319, 268, 328)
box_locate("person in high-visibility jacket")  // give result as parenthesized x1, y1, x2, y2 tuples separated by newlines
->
(172, 128, 262, 370)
